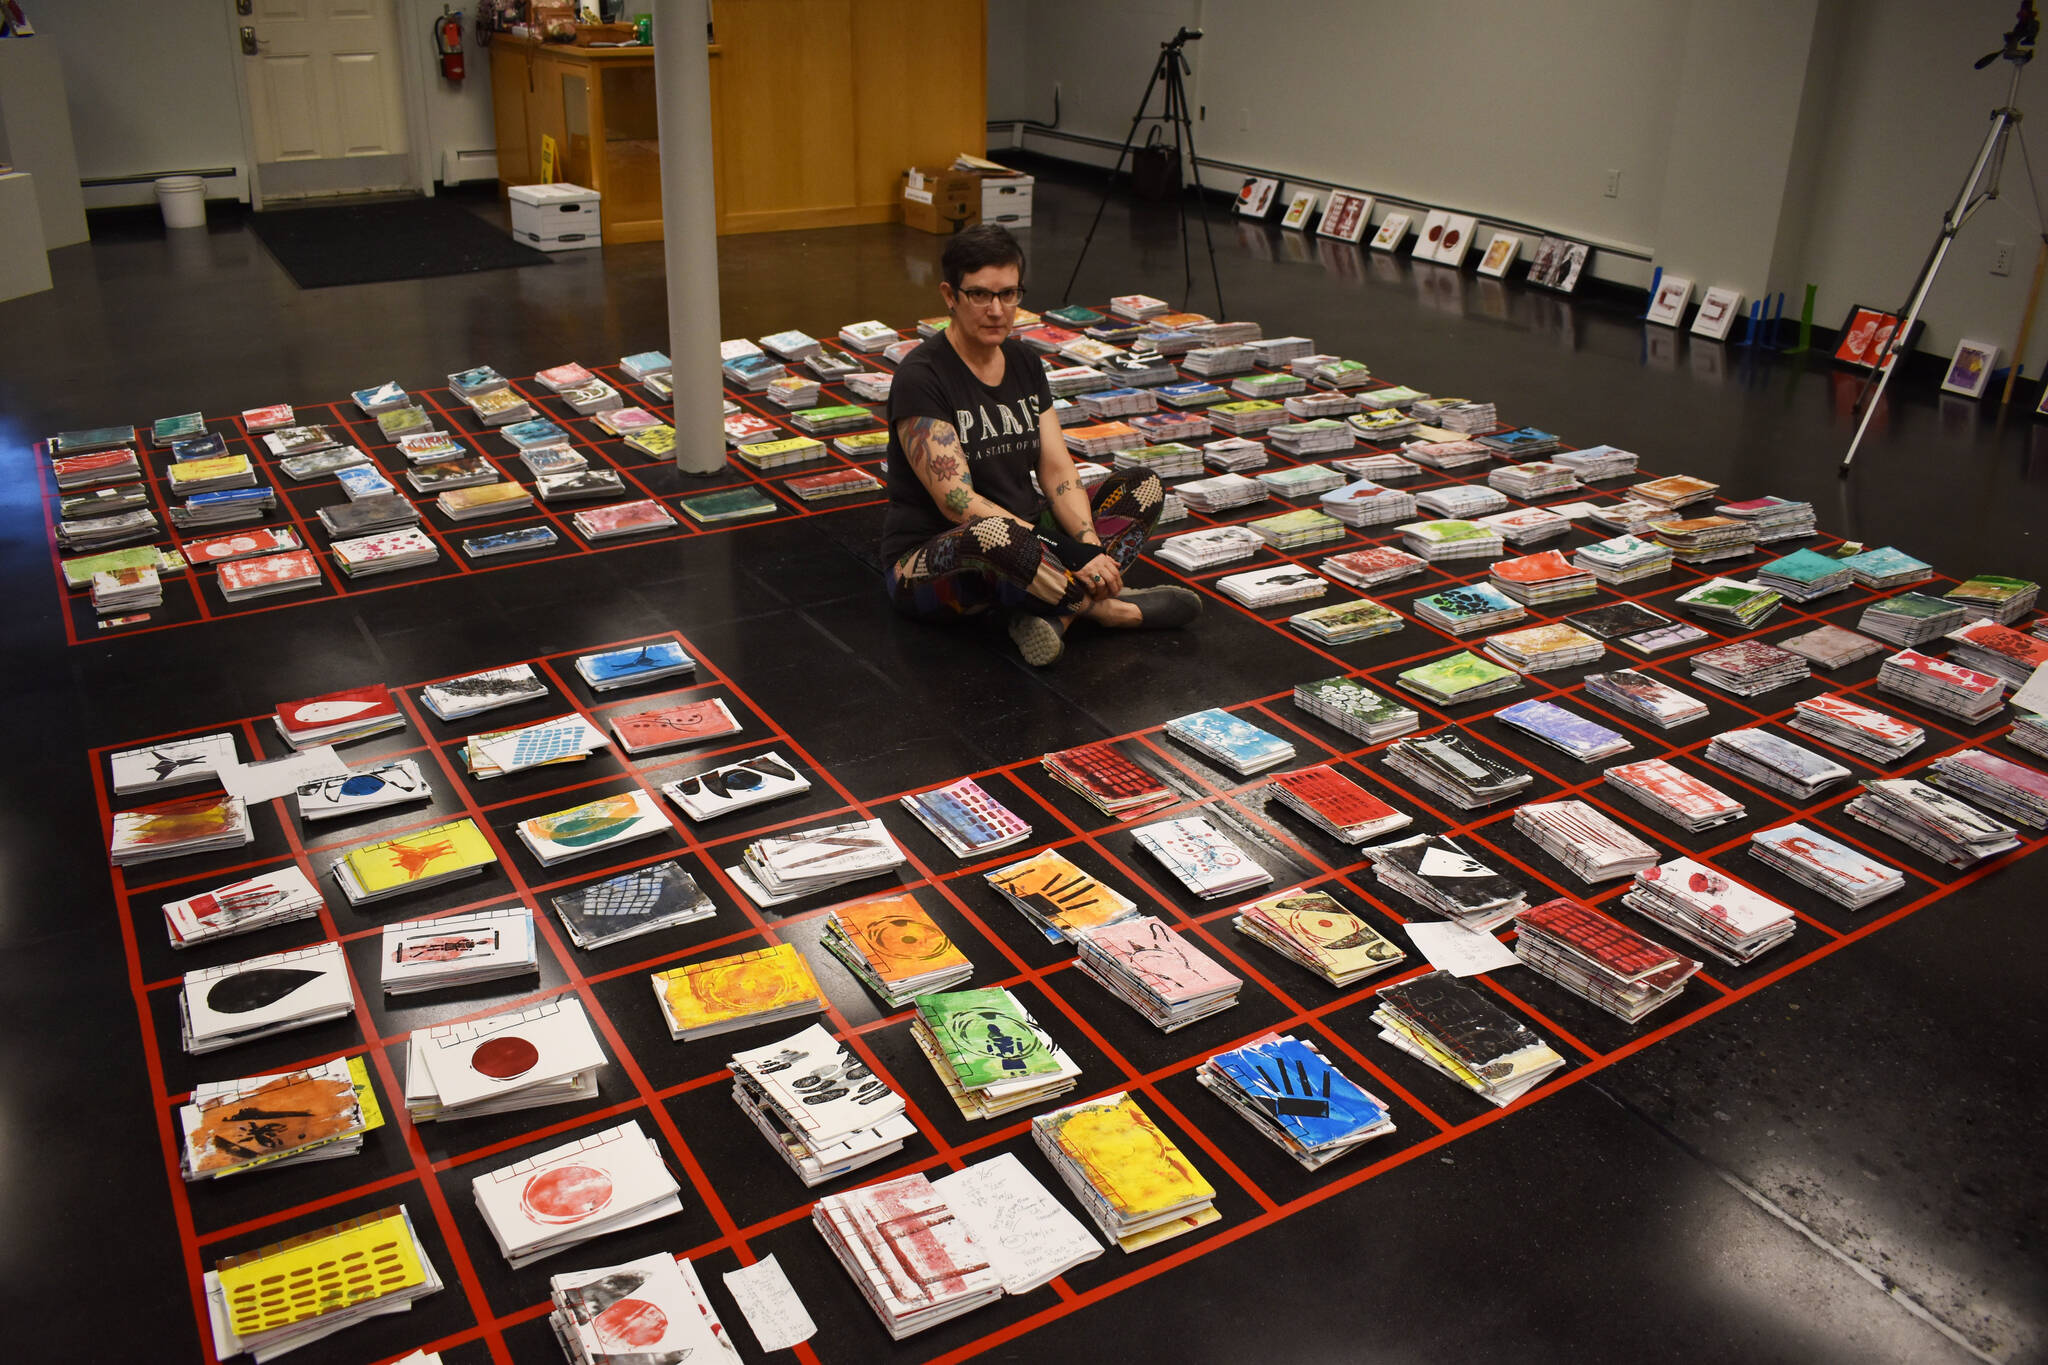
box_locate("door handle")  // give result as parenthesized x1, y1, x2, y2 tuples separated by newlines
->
(240, 26, 259, 55)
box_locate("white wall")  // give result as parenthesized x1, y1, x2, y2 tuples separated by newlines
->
(992, 0, 2048, 363)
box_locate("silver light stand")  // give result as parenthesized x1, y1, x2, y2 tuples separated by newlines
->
(1842, 1, 2046, 473)
(1060, 27, 1226, 319)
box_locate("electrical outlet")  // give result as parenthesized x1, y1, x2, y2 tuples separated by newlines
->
(1994, 239, 2014, 276)
(1604, 169, 1621, 198)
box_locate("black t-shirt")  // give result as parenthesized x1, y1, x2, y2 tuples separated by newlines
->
(879, 334, 1054, 561)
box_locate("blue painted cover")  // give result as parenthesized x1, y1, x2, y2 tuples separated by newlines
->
(583, 640, 692, 682)
(1495, 699, 1630, 760)
(1210, 1034, 1389, 1148)
(1167, 708, 1294, 768)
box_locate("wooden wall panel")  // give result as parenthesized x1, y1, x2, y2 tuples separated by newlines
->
(713, 0, 859, 223)
(850, 0, 985, 208)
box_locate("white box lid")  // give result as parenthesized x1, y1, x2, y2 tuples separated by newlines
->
(509, 182, 601, 206)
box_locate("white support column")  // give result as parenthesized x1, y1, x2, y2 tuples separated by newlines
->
(652, 0, 725, 474)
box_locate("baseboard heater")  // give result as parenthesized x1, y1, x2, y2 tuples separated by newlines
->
(442, 148, 500, 186)
(81, 167, 240, 190)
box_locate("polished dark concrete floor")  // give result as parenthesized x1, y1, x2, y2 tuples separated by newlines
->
(2, 164, 2044, 1365)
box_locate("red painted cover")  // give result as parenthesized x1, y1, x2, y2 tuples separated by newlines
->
(612, 700, 740, 750)
(275, 683, 397, 737)
(1269, 764, 1399, 828)
(1519, 896, 1680, 982)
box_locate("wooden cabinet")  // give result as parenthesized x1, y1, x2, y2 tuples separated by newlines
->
(489, 0, 985, 239)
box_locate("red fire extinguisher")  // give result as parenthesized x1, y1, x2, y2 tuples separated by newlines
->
(436, 8, 465, 83)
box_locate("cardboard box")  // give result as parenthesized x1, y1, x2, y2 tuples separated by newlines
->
(509, 182, 602, 252)
(979, 174, 1033, 227)
(901, 166, 979, 235)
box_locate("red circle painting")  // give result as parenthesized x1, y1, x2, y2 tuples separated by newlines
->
(521, 1164, 615, 1224)
(469, 1035, 540, 1079)
(593, 1297, 668, 1349)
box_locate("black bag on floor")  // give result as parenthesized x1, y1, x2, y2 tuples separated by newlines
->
(1132, 126, 1180, 200)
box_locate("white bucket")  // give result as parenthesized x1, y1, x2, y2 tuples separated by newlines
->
(154, 175, 207, 230)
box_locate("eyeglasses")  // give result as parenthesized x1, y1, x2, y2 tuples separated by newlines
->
(956, 286, 1024, 308)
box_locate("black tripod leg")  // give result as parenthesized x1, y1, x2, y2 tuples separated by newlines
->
(1166, 67, 1195, 307)
(1178, 105, 1226, 319)
(1060, 54, 1169, 304)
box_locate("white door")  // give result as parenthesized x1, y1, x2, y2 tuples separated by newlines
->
(241, 0, 412, 198)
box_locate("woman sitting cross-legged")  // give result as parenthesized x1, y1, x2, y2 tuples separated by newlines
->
(879, 224, 1200, 666)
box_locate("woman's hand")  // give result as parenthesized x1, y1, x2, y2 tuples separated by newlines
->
(1072, 552, 1123, 601)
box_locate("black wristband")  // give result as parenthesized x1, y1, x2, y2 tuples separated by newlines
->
(1045, 528, 1099, 571)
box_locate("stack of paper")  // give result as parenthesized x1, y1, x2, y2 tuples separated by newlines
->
(180, 1056, 381, 1180)
(1582, 670, 1709, 728)
(217, 547, 324, 600)
(1132, 411, 1213, 445)
(1417, 484, 1509, 519)
(1512, 898, 1700, 1022)
(293, 756, 430, 824)
(473, 1120, 681, 1267)
(1944, 618, 2048, 688)
(1257, 463, 1347, 500)
(1624, 858, 1795, 964)
(928, 1154, 1104, 1295)
(1268, 420, 1356, 458)
(1394, 651, 1524, 705)
(1164, 707, 1298, 775)
(1494, 699, 1632, 761)
(1293, 675, 1420, 741)
(1284, 391, 1362, 421)
(1133, 814, 1274, 899)
(548, 1255, 734, 1360)
(1859, 591, 1967, 646)
(1290, 597, 1405, 645)
(1414, 398, 1497, 433)
(899, 776, 1032, 858)
(1233, 887, 1405, 985)
(1414, 583, 1525, 635)
(1480, 506, 1574, 548)
(1748, 822, 1906, 909)
(576, 639, 695, 691)
(1838, 545, 1932, 588)
(1043, 742, 1176, 820)
(1603, 757, 1745, 832)
(1476, 427, 1562, 460)
(1175, 472, 1270, 513)
(463, 714, 610, 779)
(1208, 399, 1292, 436)
(822, 893, 973, 1006)
(1320, 544, 1427, 589)
(985, 847, 1140, 943)
(1217, 564, 1329, 607)
(468, 386, 538, 425)
(1629, 474, 1719, 512)
(517, 790, 673, 867)
(1065, 421, 1144, 458)
(1182, 346, 1255, 379)
(1755, 548, 1855, 601)
(1482, 622, 1604, 673)
(1399, 518, 1503, 561)
(552, 861, 716, 950)
(1246, 507, 1345, 550)
(180, 941, 352, 1053)
(1714, 494, 1816, 542)
(1073, 916, 1242, 1030)
(1373, 972, 1565, 1105)
(1318, 478, 1416, 527)
(1690, 640, 1810, 696)
(1846, 778, 2021, 867)
(1928, 748, 2048, 827)
(1367, 833, 1527, 929)
(378, 908, 532, 994)
(2011, 712, 2048, 761)
(111, 793, 254, 866)
(1265, 764, 1411, 842)
(332, 527, 441, 577)
(1076, 386, 1156, 419)
(420, 664, 548, 721)
(915, 987, 1080, 1118)
(1574, 533, 1673, 584)
(1114, 442, 1204, 479)
(1487, 462, 1580, 500)
(730, 1023, 915, 1184)
(163, 865, 324, 948)
(332, 818, 498, 905)
(1553, 444, 1639, 481)
(1513, 800, 1660, 881)
(814, 1175, 1007, 1339)
(1787, 693, 1925, 761)
(1779, 623, 1884, 671)
(1199, 434, 1266, 468)
(1703, 728, 1852, 799)
(1646, 515, 1756, 566)
(1200, 1033, 1396, 1168)
(1155, 524, 1264, 570)
(1033, 1091, 1218, 1250)
(732, 819, 907, 906)
(652, 942, 828, 1041)
(1876, 648, 2006, 722)
(1945, 574, 2039, 623)
(204, 1207, 441, 1362)
(1349, 407, 1421, 441)
(1675, 577, 1783, 628)
(111, 731, 238, 797)
(608, 698, 741, 756)
(1332, 451, 1423, 481)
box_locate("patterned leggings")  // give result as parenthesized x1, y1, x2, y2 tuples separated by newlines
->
(887, 471, 1165, 621)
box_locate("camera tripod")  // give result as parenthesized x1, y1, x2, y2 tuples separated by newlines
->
(1842, 0, 2048, 472)
(1060, 27, 1227, 319)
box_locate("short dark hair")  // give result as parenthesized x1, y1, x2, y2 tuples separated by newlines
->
(942, 224, 1025, 289)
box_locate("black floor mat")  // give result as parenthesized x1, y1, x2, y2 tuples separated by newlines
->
(247, 195, 553, 288)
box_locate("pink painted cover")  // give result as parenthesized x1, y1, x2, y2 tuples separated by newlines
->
(1639, 858, 1791, 932)
(1949, 619, 2048, 669)
(1796, 693, 1922, 743)
(1887, 649, 2001, 696)
(537, 361, 595, 389)
(241, 404, 294, 431)
(1325, 546, 1422, 574)
(822, 1173, 997, 1314)
(1607, 758, 1742, 818)
(336, 528, 435, 564)
(182, 527, 302, 564)
(576, 500, 673, 534)
(1080, 916, 1240, 1003)
(217, 549, 321, 592)
(1951, 748, 2048, 801)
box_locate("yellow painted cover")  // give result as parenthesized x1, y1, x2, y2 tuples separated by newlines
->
(987, 849, 1136, 936)
(439, 482, 530, 513)
(629, 424, 677, 454)
(341, 818, 495, 894)
(654, 941, 824, 1033)
(1242, 889, 1400, 979)
(1041, 1092, 1213, 1217)
(216, 1205, 424, 1337)
(168, 455, 253, 488)
(833, 893, 968, 985)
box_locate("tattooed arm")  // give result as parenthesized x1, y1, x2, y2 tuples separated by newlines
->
(1036, 408, 1099, 549)
(897, 416, 1030, 527)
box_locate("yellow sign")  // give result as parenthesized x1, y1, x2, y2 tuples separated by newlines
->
(540, 133, 558, 183)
